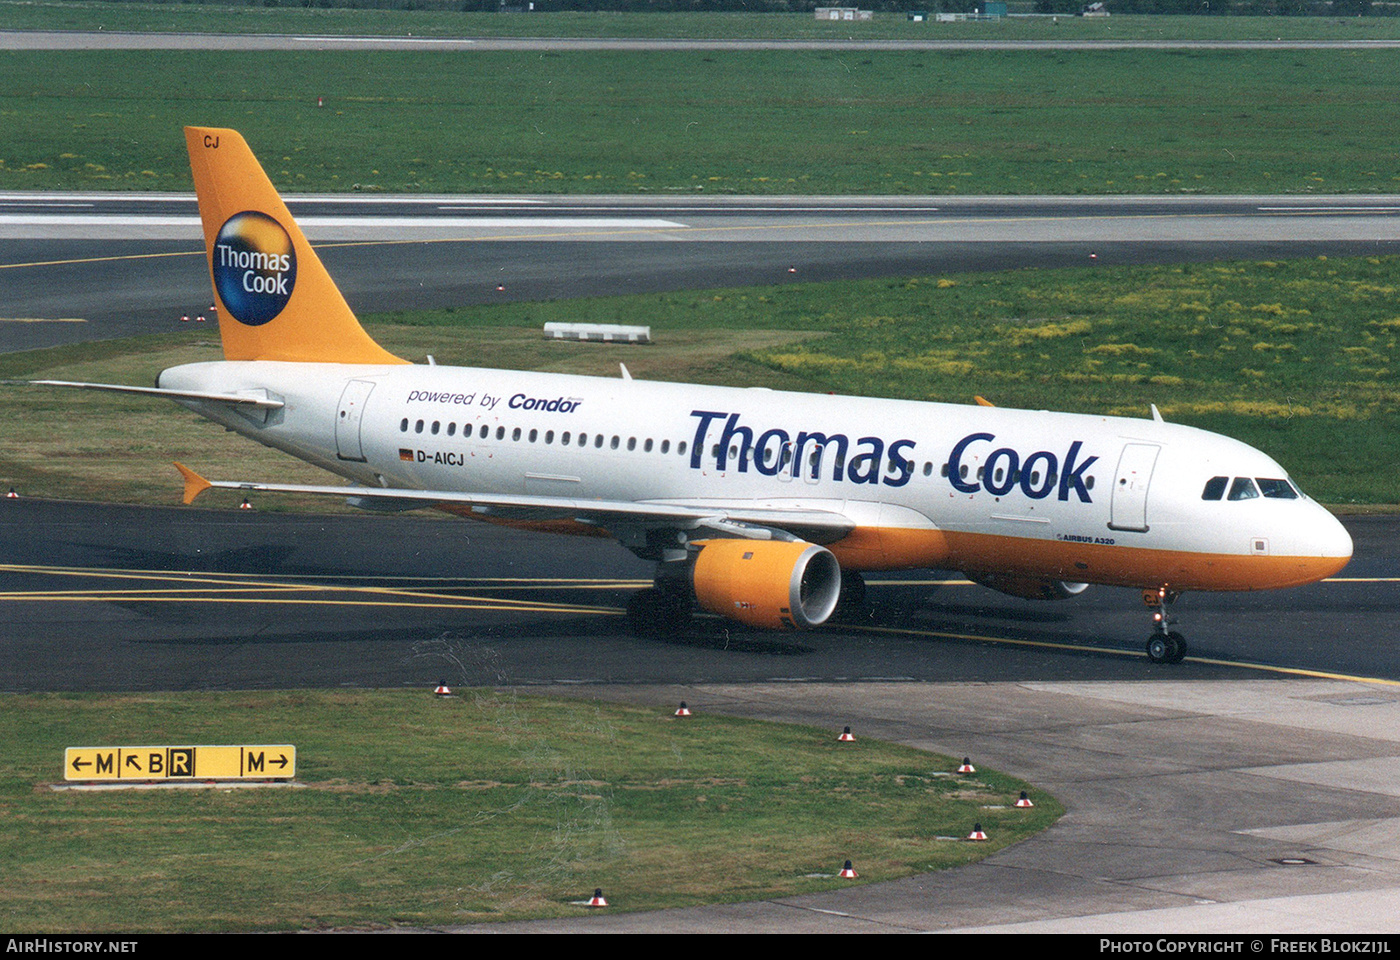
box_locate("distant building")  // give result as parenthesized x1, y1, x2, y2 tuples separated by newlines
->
(937, 2, 1005, 21)
(815, 7, 873, 21)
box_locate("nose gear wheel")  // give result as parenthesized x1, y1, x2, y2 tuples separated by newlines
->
(1143, 587, 1188, 664)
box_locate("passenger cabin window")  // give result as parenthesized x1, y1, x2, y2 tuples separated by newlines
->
(1228, 477, 1260, 501)
(1202, 476, 1228, 501)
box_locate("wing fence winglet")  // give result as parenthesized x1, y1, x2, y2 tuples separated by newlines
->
(174, 462, 212, 505)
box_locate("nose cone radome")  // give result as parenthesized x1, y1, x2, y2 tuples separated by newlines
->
(1285, 505, 1353, 586)
(1246, 503, 1352, 592)
(1316, 508, 1354, 570)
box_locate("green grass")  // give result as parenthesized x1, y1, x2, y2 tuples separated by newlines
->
(7, 4, 1400, 41)
(4, 253, 1398, 506)
(0, 689, 1060, 931)
(3, 46, 1400, 194)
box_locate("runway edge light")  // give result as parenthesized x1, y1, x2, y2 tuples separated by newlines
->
(839, 860, 858, 879)
(838, 725, 855, 742)
(957, 757, 976, 774)
(674, 701, 691, 717)
(1016, 791, 1034, 808)
(968, 823, 988, 841)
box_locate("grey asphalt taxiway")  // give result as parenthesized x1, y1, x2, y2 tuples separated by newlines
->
(2, 499, 1395, 689)
(5, 192, 1400, 354)
(3, 498, 1400, 933)
(5, 194, 1400, 932)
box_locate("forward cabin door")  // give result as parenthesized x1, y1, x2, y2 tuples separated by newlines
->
(1108, 442, 1159, 533)
(336, 379, 376, 462)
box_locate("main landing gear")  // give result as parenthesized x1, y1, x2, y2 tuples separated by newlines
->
(1143, 586, 1187, 664)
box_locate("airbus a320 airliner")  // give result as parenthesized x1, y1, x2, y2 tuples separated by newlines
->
(37, 127, 1353, 663)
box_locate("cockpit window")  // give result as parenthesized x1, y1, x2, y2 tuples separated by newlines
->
(1206, 476, 1299, 502)
(1228, 477, 1260, 501)
(1257, 478, 1299, 500)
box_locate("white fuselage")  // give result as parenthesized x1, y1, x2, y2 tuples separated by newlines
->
(159, 360, 1353, 593)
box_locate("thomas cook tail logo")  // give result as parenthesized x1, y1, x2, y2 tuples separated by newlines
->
(212, 211, 297, 326)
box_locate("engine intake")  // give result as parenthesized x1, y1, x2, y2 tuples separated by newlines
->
(692, 539, 842, 630)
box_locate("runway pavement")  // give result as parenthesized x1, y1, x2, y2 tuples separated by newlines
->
(2, 497, 1399, 933)
(7, 30, 1400, 52)
(1, 499, 1396, 690)
(4, 192, 1400, 933)
(5, 193, 1400, 354)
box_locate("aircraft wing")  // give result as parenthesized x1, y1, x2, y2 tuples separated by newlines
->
(174, 464, 856, 541)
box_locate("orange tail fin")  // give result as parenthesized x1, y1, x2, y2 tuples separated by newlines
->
(184, 127, 406, 365)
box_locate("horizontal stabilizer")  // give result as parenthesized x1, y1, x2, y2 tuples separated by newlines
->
(28, 380, 284, 409)
(174, 462, 213, 505)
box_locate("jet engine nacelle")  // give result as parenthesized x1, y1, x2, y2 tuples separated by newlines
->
(691, 539, 842, 630)
(965, 572, 1090, 602)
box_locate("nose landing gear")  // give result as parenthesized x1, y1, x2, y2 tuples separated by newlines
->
(1143, 587, 1187, 664)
